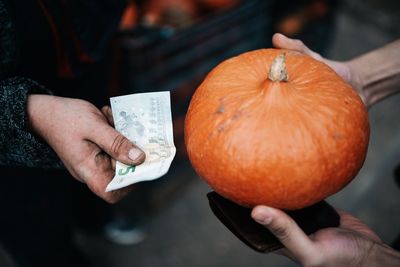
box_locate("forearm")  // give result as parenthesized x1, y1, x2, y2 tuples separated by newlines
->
(347, 40, 400, 108)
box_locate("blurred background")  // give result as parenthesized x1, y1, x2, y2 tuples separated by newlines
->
(1, 0, 399, 266)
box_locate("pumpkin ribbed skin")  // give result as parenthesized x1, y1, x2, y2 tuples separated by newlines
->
(185, 49, 369, 210)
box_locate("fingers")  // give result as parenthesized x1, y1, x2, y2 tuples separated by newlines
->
(89, 173, 132, 204)
(80, 105, 143, 203)
(272, 33, 323, 61)
(252, 205, 320, 266)
(78, 149, 132, 203)
(89, 122, 146, 166)
(272, 33, 310, 54)
(101, 106, 114, 127)
(336, 209, 383, 243)
(97, 106, 145, 165)
(111, 158, 116, 171)
(272, 33, 357, 91)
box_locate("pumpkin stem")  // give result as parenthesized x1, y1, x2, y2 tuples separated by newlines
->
(268, 53, 289, 82)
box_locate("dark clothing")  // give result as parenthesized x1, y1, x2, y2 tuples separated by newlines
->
(0, 1, 125, 266)
(0, 167, 86, 267)
(0, 0, 57, 168)
(0, 0, 124, 167)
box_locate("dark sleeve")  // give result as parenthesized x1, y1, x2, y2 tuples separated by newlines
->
(1, 0, 124, 169)
(0, 77, 62, 168)
(1, 0, 61, 168)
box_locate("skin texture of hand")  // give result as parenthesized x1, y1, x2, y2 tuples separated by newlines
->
(252, 206, 400, 267)
(27, 94, 145, 203)
(272, 33, 368, 106)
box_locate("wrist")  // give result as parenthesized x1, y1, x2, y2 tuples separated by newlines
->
(323, 58, 369, 108)
(346, 40, 400, 109)
(27, 94, 57, 140)
(345, 60, 370, 108)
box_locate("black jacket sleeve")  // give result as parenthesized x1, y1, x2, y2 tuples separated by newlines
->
(0, 0, 61, 168)
(0, 77, 62, 168)
(1, 0, 124, 168)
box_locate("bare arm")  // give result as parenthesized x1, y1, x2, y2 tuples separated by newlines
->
(347, 40, 400, 107)
(252, 206, 400, 267)
(254, 34, 400, 267)
(272, 33, 400, 108)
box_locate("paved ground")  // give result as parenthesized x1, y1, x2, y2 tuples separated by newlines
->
(82, 2, 400, 267)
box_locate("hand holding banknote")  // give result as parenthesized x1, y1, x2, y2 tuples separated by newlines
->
(27, 94, 146, 203)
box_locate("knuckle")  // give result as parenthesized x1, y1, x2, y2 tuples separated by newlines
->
(110, 134, 129, 157)
(104, 195, 119, 204)
(75, 162, 92, 182)
(75, 158, 120, 203)
(312, 51, 323, 60)
(105, 190, 127, 204)
(294, 39, 304, 47)
(102, 106, 112, 116)
(78, 99, 98, 113)
(87, 182, 116, 203)
(94, 151, 111, 167)
(101, 105, 109, 112)
(271, 220, 291, 241)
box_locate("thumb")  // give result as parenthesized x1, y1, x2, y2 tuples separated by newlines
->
(251, 206, 320, 265)
(272, 33, 323, 61)
(272, 33, 354, 89)
(90, 123, 146, 165)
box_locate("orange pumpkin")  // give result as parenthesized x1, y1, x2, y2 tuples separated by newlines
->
(184, 49, 369, 210)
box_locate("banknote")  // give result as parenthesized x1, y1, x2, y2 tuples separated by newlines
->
(105, 91, 176, 192)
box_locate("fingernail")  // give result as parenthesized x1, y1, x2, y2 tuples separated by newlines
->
(128, 148, 145, 163)
(252, 207, 273, 225)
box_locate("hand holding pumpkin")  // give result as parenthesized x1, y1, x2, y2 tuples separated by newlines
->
(271, 33, 368, 106)
(185, 34, 400, 266)
(251, 35, 400, 266)
(185, 47, 369, 210)
(272, 34, 400, 108)
(251, 205, 400, 267)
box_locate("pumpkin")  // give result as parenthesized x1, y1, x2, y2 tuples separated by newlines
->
(184, 49, 369, 210)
